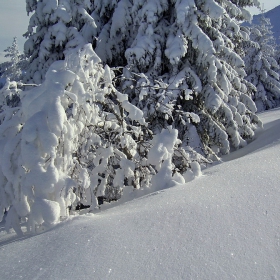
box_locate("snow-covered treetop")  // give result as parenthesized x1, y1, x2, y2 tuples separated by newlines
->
(0, 37, 23, 82)
(24, 0, 98, 83)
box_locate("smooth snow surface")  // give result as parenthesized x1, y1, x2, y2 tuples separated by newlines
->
(0, 108, 280, 280)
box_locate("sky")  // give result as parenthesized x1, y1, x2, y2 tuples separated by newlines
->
(0, 0, 279, 63)
(0, 0, 29, 63)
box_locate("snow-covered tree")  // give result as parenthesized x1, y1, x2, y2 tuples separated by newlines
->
(3, 0, 265, 234)
(24, 0, 97, 84)
(0, 44, 204, 235)
(23, 0, 263, 160)
(90, 0, 262, 156)
(244, 11, 280, 111)
(0, 79, 21, 108)
(0, 37, 23, 82)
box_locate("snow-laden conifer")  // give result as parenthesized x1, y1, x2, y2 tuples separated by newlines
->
(91, 0, 262, 156)
(0, 38, 23, 82)
(0, 44, 203, 234)
(244, 12, 280, 111)
(24, 0, 96, 83)
(24, 0, 262, 155)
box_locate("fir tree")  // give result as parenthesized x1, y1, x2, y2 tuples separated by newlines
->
(24, 0, 262, 156)
(91, 0, 262, 155)
(0, 0, 265, 234)
(0, 44, 203, 234)
(0, 37, 22, 82)
(244, 10, 280, 111)
(24, 0, 96, 83)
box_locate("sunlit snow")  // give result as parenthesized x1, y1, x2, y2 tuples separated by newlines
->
(0, 108, 279, 279)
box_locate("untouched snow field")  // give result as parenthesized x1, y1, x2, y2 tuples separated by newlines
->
(0, 108, 280, 280)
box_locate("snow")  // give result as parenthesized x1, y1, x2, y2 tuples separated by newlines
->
(147, 127, 178, 168)
(0, 108, 279, 279)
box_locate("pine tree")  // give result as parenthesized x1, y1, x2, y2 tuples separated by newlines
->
(91, 0, 262, 155)
(24, 0, 262, 156)
(1, 44, 204, 234)
(2, 0, 263, 234)
(24, 0, 96, 83)
(244, 10, 280, 111)
(0, 37, 22, 81)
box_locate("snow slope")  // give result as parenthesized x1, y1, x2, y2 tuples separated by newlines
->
(0, 108, 280, 280)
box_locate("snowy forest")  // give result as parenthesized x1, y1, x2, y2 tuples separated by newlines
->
(0, 0, 279, 236)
